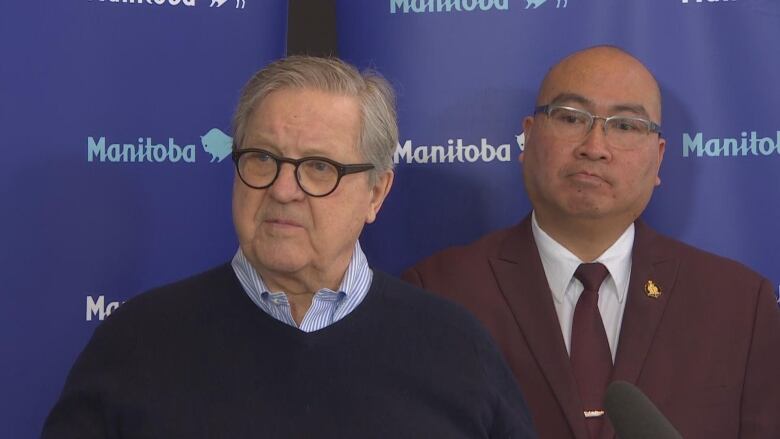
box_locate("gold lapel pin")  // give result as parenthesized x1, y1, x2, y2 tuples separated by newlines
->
(645, 280, 661, 299)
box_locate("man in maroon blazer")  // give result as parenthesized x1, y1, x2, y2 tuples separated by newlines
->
(403, 46, 780, 439)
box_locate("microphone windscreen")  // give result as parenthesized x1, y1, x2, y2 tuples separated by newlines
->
(604, 381, 683, 439)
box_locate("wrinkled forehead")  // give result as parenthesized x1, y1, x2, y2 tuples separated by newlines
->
(537, 48, 662, 122)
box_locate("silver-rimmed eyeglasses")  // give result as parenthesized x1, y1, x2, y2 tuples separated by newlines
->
(535, 105, 661, 149)
(232, 148, 375, 197)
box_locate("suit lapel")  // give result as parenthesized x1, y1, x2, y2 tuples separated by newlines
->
(611, 220, 679, 385)
(489, 217, 590, 439)
(597, 221, 679, 439)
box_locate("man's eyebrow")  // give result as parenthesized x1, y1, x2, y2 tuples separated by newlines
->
(548, 93, 652, 119)
(548, 93, 591, 107)
(243, 136, 273, 147)
(241, 136, 338, 159)
(609, 103, 651, 119)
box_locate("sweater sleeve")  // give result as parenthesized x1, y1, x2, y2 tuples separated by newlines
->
(40, 308, 138, 439)
(472, 325, 538, 439)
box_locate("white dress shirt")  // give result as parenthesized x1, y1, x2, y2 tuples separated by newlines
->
(231, 241, 372, 333)
(531, 211, 634, 360)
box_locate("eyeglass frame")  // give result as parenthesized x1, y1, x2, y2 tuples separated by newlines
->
(231, 146, 375, 197)
(534, 105, 662, 142)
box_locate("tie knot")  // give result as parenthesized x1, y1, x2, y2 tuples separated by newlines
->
(574, 262, 609, 292)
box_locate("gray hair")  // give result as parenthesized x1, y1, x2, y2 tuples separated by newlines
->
(232, 56, 398, 183)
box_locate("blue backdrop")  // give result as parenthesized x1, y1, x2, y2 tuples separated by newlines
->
(0, 1, 286, 437)
(339, 0, 780, 293)
(3, 0, 780, 437)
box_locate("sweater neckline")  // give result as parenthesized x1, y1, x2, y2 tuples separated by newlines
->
(226, 266, 388, 342)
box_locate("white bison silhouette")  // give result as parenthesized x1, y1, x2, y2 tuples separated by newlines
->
(525, 0, 567, 8)
(210, 0, 246, 9)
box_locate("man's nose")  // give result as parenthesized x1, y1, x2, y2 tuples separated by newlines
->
(575, 118, 612, 161)
(268, 162, 305, 201)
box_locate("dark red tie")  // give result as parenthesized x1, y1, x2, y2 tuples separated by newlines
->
(571, 262, 612, 439)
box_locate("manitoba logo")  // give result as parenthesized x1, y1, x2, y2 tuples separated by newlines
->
(86, 295, 124, 321)
(682, 131, 780, 158)
(87, 128, 234, 164)
(88, 0, 196, 6)
(87, 0, 251, 10)
(389, 0, 573, 13)
(681, 0, 735, 4)
(391, 0, 508, 14)
(394, 133, 524, 164)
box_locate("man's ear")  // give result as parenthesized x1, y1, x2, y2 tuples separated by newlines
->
(655, 136, 666, 186)
(519, 116, 535, 163)
(366, 170, 394, 224)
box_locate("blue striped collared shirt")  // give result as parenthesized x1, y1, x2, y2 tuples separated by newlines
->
(231, 242, 373, 332)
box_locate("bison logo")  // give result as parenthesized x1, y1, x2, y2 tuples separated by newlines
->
(210, 0, 246, 9)
(525, 0, 568, 8)
(516, 133, 525, 151)
(201, 128, 233, 163)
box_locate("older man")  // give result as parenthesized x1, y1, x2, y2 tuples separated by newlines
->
(42, 57, 536, 438)
(404, 46, 780, 439)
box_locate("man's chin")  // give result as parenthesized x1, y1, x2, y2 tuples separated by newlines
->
(241, 244, 308, 274)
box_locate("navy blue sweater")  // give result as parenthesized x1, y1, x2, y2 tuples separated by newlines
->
(42, 265, 536, 438)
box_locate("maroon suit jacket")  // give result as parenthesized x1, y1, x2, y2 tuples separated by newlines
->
(402, 216, 780, 439)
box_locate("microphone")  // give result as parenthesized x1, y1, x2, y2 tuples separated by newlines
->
(604, 381, 683, 439)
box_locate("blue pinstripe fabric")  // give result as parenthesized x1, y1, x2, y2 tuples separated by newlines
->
(231, 242, 373, 332)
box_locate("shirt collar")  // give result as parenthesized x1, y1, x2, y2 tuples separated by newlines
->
(531, 211, 634, 304)
(231, 240, 369, 299)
